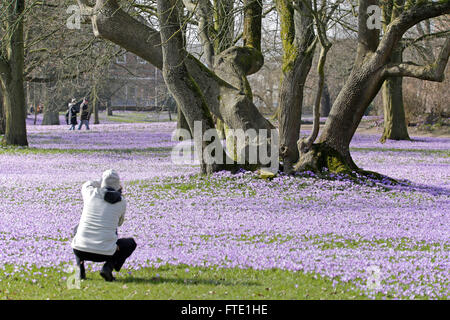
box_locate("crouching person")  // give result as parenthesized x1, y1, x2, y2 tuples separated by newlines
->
(71, 169, 137, 282)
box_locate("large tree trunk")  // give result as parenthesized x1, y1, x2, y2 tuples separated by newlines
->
(0, 0, 28, 146)
(295, 66, 385, 173)
(319, 66, 385, 162)
(276, 0, 315, 172)
(380, 49, 410, 142)
(1, 75, 28, 145)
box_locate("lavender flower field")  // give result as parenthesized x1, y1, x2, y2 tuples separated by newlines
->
(0, 121, 449, 299)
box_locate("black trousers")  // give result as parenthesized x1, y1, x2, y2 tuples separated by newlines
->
(73, 238, 137, 272)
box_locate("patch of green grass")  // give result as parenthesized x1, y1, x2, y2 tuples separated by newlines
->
(233, 233, 295, 245)
(0, 264, 368, 300)
(309, 234, 449, 252)
(129, 174, 257, 197)
(350, 147, 450, 156)
(102, 112, 176, 124)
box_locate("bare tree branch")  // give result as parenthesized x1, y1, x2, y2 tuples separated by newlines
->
(384, 38, 450, 81)
(376, 1, 450, 65)
(76, 0, 94, 16)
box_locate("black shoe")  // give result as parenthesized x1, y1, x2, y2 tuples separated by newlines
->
(100, 263, 115, 282)
(100, 269, 115, 282)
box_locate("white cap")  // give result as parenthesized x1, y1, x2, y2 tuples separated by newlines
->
(100, 169, 121, 191)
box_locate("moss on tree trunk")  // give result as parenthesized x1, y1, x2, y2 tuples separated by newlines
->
(294, 143, 398, 185)
(294, 143, 357, 174)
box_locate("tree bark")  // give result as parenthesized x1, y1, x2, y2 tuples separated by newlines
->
(91, 84, 100, 124)
(106, 98, 113, 116)
(320, 80, 331, 117)
(94, 102, 99, 124)
(41, 83, 60, 125)
(42, 110, 60, 125)
(0, 74, 28, 145)
(0, 0, 28, 146)
(299, 42, 331, 155)
(176, 106, 190, 138)
(0, 91, 5, 134)
(157, 0, 225, 174)
(243, 0, 262, 51)
(380, 48, 410, 142)
(184, 0, 215, 68)
(276, 0, 315, 172)
(298, 63, 385, 170)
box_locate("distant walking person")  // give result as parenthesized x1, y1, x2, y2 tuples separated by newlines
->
(71, 170, 137, 281)
(68, 98, 78, 130)
(78, 97, 90, 130)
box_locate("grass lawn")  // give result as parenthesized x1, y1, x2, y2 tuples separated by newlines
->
(0, 264, 368, 300)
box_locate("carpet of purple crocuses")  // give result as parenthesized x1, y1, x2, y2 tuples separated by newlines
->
(0, 114, 448, 299)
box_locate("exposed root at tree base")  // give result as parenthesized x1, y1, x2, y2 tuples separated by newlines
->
(293, 143, 399, 186)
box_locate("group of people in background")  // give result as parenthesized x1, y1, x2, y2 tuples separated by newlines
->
(67, 97, 90, 130)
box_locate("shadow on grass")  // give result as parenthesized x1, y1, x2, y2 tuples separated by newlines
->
(393, 182, 450, 197)
(117, 276, 260, 287)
